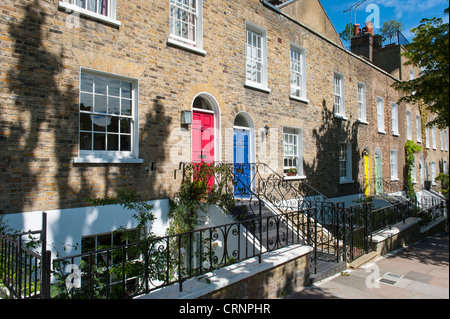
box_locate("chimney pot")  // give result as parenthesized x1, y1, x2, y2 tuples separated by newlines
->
(354, 24, 360, 36)
(365, 21, 374, 35)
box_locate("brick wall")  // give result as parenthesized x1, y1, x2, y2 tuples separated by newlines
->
(1, 0, 446, 215)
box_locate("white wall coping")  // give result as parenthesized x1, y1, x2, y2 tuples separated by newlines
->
(136, 244, 313, 299)
(372, 217, 422, 244)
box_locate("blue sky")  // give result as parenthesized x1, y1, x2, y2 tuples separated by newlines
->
(320, 0, 449, 44)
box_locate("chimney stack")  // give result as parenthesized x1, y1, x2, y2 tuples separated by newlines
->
(350, 21, 375, 61)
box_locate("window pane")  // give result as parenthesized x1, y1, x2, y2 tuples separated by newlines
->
(97, 233, 112, 249)
(120, 118, 131, 134)
(80, 132, 92, 150)
(95, 95, 107, 113)
(121, 82, 132, 99)
(80, 113, 92, 131)
(109, 79, 121, 97)
(108, 134, 119, 151)
(121, 135, 131, 152)
(80, 93, 93, 111)
(108, 97, 120, 114)
(107, 116, 119, 133)
(93, 133, 106, 150)
(121, 99, 132, 116)
(93, 115, 107, 132)
(81, 73, 94, 92)
(95, 76, 107, 95)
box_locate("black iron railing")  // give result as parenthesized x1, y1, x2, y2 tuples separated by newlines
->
(51, 207, 317, 299)
(0, 213, 51, 299)
(179, 162, 343, 263)
(381, 30, 410, 47)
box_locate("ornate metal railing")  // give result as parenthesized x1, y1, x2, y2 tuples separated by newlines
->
(0, 213, 51, 299)
(51, 207, 317, 299)
(179, 162, 343, 263)
(361, 177, 415, 200)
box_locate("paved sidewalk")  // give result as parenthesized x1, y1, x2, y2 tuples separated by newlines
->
(288, 232, 449, 299)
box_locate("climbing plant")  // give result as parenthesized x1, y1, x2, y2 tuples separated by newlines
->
(405, 140, 422, 199)
(167, 164, 236, 235)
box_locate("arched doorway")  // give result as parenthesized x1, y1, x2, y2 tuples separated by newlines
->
(233, 112, 255, 197)
(191, 93, 220, 164)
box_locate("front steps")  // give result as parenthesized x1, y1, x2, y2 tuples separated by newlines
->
(309, 259, 347, 285)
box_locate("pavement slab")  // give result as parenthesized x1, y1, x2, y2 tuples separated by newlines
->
(287, 232, 449, 299)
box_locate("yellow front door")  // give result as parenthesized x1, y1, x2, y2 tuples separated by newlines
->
(364, 153, 372, 197)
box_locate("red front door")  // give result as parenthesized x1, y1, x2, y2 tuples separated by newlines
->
(192, 111, 215, 188)
(192, 111, 214, 164)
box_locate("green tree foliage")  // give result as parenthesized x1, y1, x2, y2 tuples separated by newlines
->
(380, 20, 404, 43)
(339, 23, 354, 43)
(393, 7, 449, 129)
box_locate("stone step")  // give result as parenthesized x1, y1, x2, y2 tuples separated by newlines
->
(348, 251, 378, 269)
(309, 259, 347, 285)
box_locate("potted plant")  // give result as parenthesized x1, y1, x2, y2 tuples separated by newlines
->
(287, 167, 297, 176)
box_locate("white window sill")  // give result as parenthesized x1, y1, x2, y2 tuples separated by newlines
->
(289, 95, 309, 104)
(334, 114, 348, 121)
(391, 177, 399, 181)
(73, 157, 144, 164)
(357, 120, 369, 125)
(244, 82, 271, 94)
(283, 175, 307, 181)
(378, 130, 386, 135)
(167, 37, 207, 56)
(58, 2, 121, 27)
(393, 133, 400, 137)
(339, 179, 354, 184)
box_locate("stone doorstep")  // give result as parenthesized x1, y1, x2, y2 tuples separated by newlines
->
(348, 251, 378, 270)
(136, 244, 313, 299)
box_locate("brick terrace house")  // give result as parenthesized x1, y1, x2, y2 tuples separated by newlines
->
(1, 0, 448, 257)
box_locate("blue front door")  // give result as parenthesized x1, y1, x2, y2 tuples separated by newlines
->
(234, 129, 250, 197)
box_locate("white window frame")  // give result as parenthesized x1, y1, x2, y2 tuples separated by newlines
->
(416, 115, 421, 143)
(289, 44, 308, 102)
(390, 149, 398, 181)
(431, 162, 437, 185)
(443, 160, 448, 174)
(391, 103, 399, 136)
(282, 127, 304, 178)
(58, 0, 121, 27)
(425, 126, 430, 149)
(357, 82, 367, 123)
(411, 155, 417, 183)
(377, 97, 385, 134)
(168, 0, 205, 55)
(339, 142, 353, 184)
(445, 130, 448, 151)
(406, 110, 412, 140)
(74, 69, 142, 164)
(333, 73, 346, 119)
(441, 130, 445, 151)
(432, 126, 436, 150)
(245, 22, 269, 92)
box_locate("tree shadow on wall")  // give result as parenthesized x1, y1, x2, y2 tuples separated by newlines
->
(2, 1, 173, 239)
(303, 99, 361, 199)
(2, 0, 81, 216)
